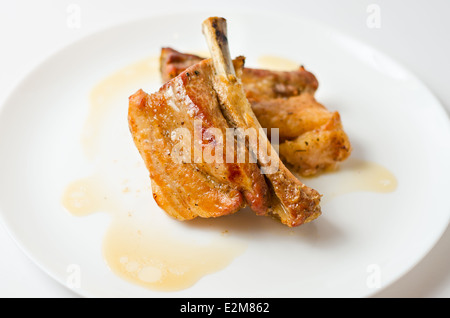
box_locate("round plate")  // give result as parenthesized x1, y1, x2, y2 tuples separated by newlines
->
(0, 11, 449, 298)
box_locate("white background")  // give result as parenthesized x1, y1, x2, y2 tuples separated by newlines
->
(0, 0, 449, 297)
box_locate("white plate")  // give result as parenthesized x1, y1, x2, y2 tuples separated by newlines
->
(1, 11, 449, 298)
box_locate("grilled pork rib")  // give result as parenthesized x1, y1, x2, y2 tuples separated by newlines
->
(129, 59, 270, 220)
(128, 17, 322, 226)
(160, 48, 351, 176)
(202, 17, 321, 226)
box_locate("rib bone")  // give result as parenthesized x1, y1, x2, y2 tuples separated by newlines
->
(202, 17, 322, 226)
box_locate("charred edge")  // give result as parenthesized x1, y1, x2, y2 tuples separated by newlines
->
(211, 19, 228, 50)
(215, 30, 228, 48)
(227, 163, 243, 184)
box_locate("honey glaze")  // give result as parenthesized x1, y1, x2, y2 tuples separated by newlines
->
(62, 173, 245, 292)
(62, 55, 246, 292)
(62, 174, 117, 217)
(82, 56, 161, 161)
(103, 219, 245, 291)
(256, 55, 300, 71)
(301, 157, 398, 204)
(62, 53, 398, 292)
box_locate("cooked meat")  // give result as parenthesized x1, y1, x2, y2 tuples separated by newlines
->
(129, 58, 270, 220)
(253, 94, 351, 175)
(160, 48, 204, 83)
(160, 47, 317, 105)
(202, 17, 321, 226)
(159, 48, 351, 176)
(128, 17, 323, 226)
(161, 47, 318, 104)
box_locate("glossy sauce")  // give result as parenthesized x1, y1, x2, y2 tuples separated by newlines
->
(62, 172, 245, 291)
(63, 55, 245, 291)
(301, 158, 397, 204)
(62, 53, 397, 292)
(257, 55, 300, 71)
(82, 56, 161, 160)
(103, 221, 244, 291)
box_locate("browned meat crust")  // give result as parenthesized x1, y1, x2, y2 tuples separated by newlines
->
(160, 47, 351, 176)
(129, 58, 270, 220)
(201, 17, 321, 226)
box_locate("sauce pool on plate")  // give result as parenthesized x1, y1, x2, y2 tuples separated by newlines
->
(61, 53, 398, 292)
